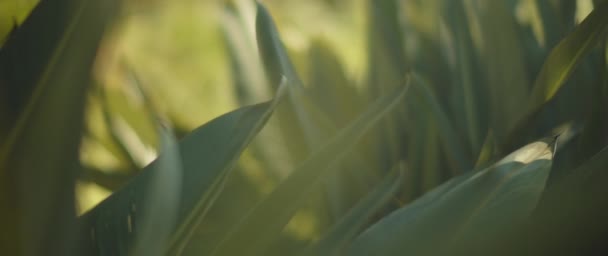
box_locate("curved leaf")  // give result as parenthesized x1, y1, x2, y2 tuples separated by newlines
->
(78, 81, 286, 256)
(348, 138, 555, 256)
(506, 2, 608, 151)
(132, 126, 182, 256)
(255, 1, 302, 89)
(527, 2, 608, 106)
(210, 81, 410, 256)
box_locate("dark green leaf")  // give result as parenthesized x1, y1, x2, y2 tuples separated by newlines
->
(0, 0, 119, 255)
(506, 2, 608, 151)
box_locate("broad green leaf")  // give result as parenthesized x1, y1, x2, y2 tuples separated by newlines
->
(78, 81, 286, 256)
(502, 146, 608, 255)
(132, 126, 182, 256)
(210, 81, 410, 256)
(506, 2, 608, 150)
(301, 167, 403, 256)
(0, 0, 118, 255)
(348, 138, 555, 256)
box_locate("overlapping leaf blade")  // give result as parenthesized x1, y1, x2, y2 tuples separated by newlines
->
(79, 82, 286, 256)
(210, 81, 410, 256)
(348, 139, 555, 256)
(301, 167, 403, 256)
(505, 1, 608, 151)
(132, 126, 182, 256)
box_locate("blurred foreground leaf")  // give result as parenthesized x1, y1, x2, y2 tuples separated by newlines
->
(0, 0, 119, 255)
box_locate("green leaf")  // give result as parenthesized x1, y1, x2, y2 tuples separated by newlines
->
(254, 3, 382, 234)
(367, 0, 406, 93)
(0, 0, 118, 255)
(347, 138, 555, 256)
(78, 81, 286, 256)
(528, 1, 608, 105)
(506, 2, 608, 150)
(255, 1, 302, 89)
(301, 166, 404, 256)
(132, 126, 182, 256)
(308, 40, 363, 128)
(221, 1, 270, 106)
(255, 1, 319, 165)
(504, 146, 608, 255)
(210, 81, 410, 256)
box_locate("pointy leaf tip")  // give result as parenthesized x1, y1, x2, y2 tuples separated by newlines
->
(254, 0, 303, 89)
(498, 140, 554, 165)
(272, 75, 288, 105)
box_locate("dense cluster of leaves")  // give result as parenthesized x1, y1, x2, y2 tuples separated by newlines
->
(0, 0, 607, 256)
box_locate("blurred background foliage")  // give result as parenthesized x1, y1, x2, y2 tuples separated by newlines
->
(0, 0, 368, 213)
(0, 0, 597, 211)
(1, 0, 608, 255)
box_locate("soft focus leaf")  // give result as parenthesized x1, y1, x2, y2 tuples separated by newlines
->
(0, 0, 118, 255)
(79, 81, 286, 256)
(506, 1, 608, 150)
(442, 0, 486, 159)
(475, 1, 529, 140)
(366, 0, 407, 168)
(348, 139, 555, 256)
(255, 1, 302, 89)
(301, 166, 403, 256)
(210, 81, 410, 256)
(132, 126, 182, 256)
(502, 146, 608, 255)
(410, 73, 470, 173)
(222, 1, 270, 105)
